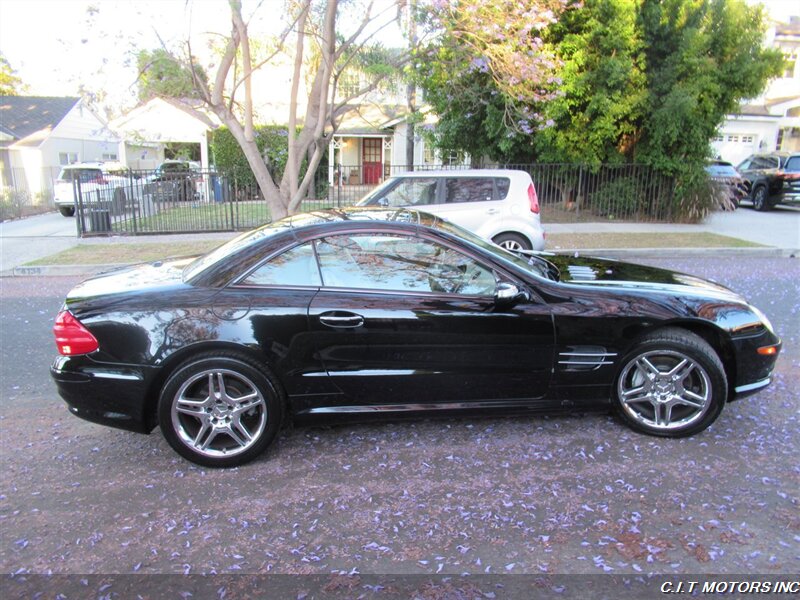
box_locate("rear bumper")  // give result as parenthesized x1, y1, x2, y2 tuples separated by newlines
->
(50, 355, 157, 434)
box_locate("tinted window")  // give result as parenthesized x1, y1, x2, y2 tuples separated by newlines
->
(59, 168, 103, 183)
(445, 178, 495, 203)
(737, 159, 752, 170)
(315, 234, 495, 296)
(242, 243, 321, 286)
(495, 177, 510, 198)
(784, 157, 800, 172)
(751, 156, 779, 169)
(377, 178, 438, 207)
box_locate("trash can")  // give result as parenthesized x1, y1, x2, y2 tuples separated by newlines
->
(89, 208, 112, 233)
(212, 174, 222, 203)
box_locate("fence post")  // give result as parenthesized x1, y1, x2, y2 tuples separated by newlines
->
(576, 165, 584, 217)
(74, 177, 84, 237)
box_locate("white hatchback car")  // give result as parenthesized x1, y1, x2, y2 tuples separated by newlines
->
(356, 169, 545, 250)
(53, 162, 133, 217)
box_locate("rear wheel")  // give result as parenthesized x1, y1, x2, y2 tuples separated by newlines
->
(492, 232, 532, 251)
(752, 186, 769, 211)
(613, 328, 727, 437)
(158, 353, 283, 467)
(58, 206, 75, 217)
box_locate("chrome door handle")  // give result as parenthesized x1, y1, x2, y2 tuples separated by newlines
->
(486, 208, 499, 214)
(319, 312, 364, 328)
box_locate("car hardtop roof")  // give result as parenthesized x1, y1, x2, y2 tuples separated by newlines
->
(387, 168, 531, 180)
(60, 161, 128, 172)
(284, 207, 435, 233)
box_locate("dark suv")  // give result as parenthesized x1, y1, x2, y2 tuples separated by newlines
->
(736, 152, 800, 211)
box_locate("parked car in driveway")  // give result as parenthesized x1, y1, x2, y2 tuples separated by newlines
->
(144, 160, 201, 202)
(50, 208, 781, 467)
(356, 169, 545, 251)
(705, 160, 747, 209)
(736, 152, 800, 211)
(53, 162, 134, 217)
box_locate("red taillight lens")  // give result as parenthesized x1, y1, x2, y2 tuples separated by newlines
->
(528, 183, 540, 214)
(53, 310, 99, 356)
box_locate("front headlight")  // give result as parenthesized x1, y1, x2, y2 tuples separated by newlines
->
(750, 305, 775, 335)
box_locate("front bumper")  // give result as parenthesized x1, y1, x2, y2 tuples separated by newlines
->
(730, 331, 781, 401)
(50, 355, 158, 434)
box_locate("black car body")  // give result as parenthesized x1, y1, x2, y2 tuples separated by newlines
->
(51, 208, 781, 467)
(736, 152, 800, 210)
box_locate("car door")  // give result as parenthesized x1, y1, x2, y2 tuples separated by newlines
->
(307, 231, 554, 408)
(430, 177, 506, 234)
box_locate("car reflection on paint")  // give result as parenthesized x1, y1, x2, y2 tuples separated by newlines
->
(50, 208, 781, 467)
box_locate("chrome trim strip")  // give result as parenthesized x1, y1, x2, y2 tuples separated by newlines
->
(559, 352, 618, 357)
(734, 378, 771, 394)
(558, 361, 615, 366)
(87, 371, 143, 381)
(304, 400, 539, 415)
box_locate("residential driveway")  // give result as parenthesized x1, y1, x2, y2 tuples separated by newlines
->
(705, 204, 800, 249)
(0, 212, 79, 273)
(1, 256, 797, 597)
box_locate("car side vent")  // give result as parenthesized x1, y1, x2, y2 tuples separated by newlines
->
(567, 265, 599, 280)
(559, 346, 617, 371)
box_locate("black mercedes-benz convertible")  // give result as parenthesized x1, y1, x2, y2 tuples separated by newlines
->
(51, 208, 781, 467)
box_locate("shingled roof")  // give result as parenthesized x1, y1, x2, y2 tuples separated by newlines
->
(0, 96, 80, 141)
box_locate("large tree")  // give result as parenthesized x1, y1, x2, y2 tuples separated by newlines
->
(417, 0, 783, 172)
(0, 53, 27, 96)
(142, 0, 410, 219)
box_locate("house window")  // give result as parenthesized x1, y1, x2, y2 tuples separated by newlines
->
(102, 153, 117, 160)
(423, 143, 435, 165)
(741, 135, 754, 144)
(712, 135, 724, 142)
(339, 73, 361, 99)
(727, 135, 739, 143)
(59, 152, 78, 165)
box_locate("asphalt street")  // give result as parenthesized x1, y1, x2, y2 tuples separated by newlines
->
(0, 257, 798, 593)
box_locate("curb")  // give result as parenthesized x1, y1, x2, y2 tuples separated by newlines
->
(5, 246, 795, 278)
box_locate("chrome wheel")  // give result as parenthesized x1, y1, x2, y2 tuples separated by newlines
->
(617, 349, 711, 431)
(170, 368, 268, 458)
(499, 239, 525, 251)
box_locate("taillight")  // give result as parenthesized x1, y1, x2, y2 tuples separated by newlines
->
(528, 183, 540, 214)
(53, 310, 99, 356)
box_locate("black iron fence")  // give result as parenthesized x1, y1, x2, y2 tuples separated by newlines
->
(72, 163, 679, 236)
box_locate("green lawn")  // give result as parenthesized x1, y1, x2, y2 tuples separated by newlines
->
(27, 231, 762, 267)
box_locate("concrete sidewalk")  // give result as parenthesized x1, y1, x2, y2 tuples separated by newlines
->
(2, 205, 798, 277)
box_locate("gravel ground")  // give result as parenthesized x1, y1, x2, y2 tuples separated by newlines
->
(0, 257, 797, 593)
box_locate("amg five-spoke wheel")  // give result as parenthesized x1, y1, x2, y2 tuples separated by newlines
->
(613, 329, 727, 437)
(158, 354, 283, 467)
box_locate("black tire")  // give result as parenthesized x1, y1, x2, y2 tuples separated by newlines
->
(158, 352, 284, 467)
(492, 232, 532, 251)
(612, 328, 727, 438)
(112, 188, 126, 216)
(59, 206, 75, 217)
(752, 186, 770, 211)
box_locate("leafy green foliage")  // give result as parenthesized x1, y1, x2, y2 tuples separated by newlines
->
(0, 53, 26, 96)
(416, 0, 784, 220)
(136, 49, 207, 102)
(210, 126, 328, 197)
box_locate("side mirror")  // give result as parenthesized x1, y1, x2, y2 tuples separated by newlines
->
(377, 197, 389, 207)
(494, 282, 526, 307)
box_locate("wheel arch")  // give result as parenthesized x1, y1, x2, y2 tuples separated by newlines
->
(143, 341, 277, 431)
(619, 320, 737, 399)
(490, 230, 535, 247)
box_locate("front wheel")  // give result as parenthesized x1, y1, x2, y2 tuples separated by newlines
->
(493, 232, 532, 252)
(752, 186, 770, 211)
(613, 328, 727, 437)
(58, 206, 75, 217)
(158, 353, 284, 467)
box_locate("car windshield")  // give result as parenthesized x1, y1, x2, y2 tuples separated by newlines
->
(433, 219, 559, 281)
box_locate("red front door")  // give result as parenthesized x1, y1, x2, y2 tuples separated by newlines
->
(362, 138, 382, 184)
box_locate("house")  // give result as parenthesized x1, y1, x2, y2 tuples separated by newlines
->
(0, 96, 119, 200)
(714, 15, 800, 164)
(109, 97, 219, 170)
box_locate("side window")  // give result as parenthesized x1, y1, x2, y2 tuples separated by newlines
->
(737, 158, 752, 171)
(241, 243, 321, 286)
(380, 178, 438, 207)
(495, 177, 511, 199)
(784, 156, 800, 173)
(444, 178, 496, 203)
(315, 233, 496, 296)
